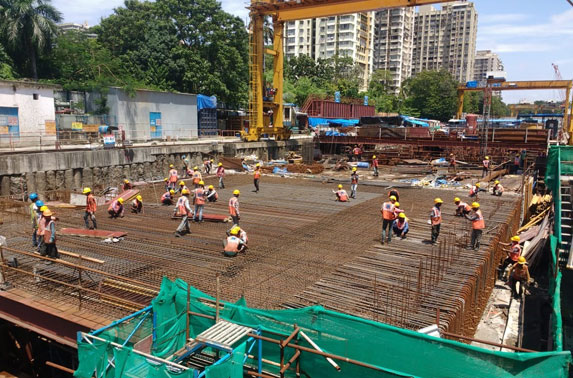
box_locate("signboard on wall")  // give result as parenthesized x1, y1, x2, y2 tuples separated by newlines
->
(0, 107, 19, 137)
(45, 120, 56, 135)
(71, 121, 83, 130)
(103, 134, 116, 149)
(150, 112, 162, 139)
(83, 124, 99, 133)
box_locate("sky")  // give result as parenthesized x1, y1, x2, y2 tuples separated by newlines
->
(53, 0, 573, 104)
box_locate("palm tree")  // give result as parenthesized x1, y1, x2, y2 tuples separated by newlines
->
(0, 0, 62, 79)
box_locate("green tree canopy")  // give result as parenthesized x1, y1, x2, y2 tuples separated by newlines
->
(402, 70, 458, 121)
(0, 0, 61, 79)
(463, 91, 510, 118)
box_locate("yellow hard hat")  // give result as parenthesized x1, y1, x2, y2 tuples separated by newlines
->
(43, 209, 53, 217)
(210, 159, 214, 162)
(136, 195, 142, 201)
(338, 184, 343, 189)
(495, 180, 499, 184)
(118, 198, 124, 204)
(199, 180, 205, 185)
(256, 163, 261, 167)
(164, 178, 168, 182)
(475, 183, 481, 187)
(179, 181, 185, 186)
(471, 202, 480, 208)
(394, 202, 400, 207)
(208, 185, 214, 190)
(518, 256, 527, 265)
(218, 162, 223, 166)
(485, 156, 490, 160)
(193, 166, 198, 170)
(39, 205, 48, 212)
(434, 198, 443, 204)
(390, 195, 397, 201)
(352, 167, 357, 171)
(454, 197, 461, 203)
(169, 164, 174, 168)
(169, 189, 175, 194)
(233, 189, 240, 195)
(511, 236, 520, 242)
(182, 189, 190, 195)
(83, 187, 91, 194)
(124, 179, 129, 183)
(399, 213, 406, 219)
(230, 226, 240, 235)
(372, 155, 376, 159)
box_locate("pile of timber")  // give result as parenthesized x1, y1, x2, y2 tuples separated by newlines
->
(481, 128, 548, 144)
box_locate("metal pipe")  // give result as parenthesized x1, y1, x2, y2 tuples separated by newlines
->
(216, 273, 220, 323)
(299, 331, 340, 371)
(441, 331, 535, 353)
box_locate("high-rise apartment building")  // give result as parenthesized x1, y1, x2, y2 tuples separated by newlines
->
(473, 50, 504, 81)
(411, 2, 478, 83)
(284, 12, 375, 91)
(372, 8, 415, 95)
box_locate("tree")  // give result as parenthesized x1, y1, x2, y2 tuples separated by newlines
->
(402, 70, 458, 121)
(463, 91, 510, 118)
(0, 0, 61, 79)
(0, 43, 15, 79)
(367, 70, 397, 113)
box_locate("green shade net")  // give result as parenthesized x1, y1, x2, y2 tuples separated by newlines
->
(77, 277, 571, 378)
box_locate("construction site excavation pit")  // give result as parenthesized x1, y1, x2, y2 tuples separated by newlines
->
(0, 173, 521, 338)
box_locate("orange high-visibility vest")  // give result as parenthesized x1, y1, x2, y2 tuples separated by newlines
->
(37, 216, 46, 236)
(430, 206, 442, 225)
(254, 170, 261, 179)
(192, 171, 201, 185)
(43, 220, 55, 243)
(169, 169, 178, 183)
(337, 190, 349, 202)
(509, 244, 522, 261)
(194, 188, 205, 205)
(225, 236, 241, 253)
(161, 191, 171, 202)
(229, 197, 239, 216)
(382, 202, 395, 220)
(86, 194, 97, 212)
(472, 209, 485, 230)
(176, 197, 191, 216)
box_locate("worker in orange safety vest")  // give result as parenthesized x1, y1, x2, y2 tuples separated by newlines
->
(466, 202, 485, 250)
(498, 235, 522, 280)
(381, 195, 397, 244)
(40, 209, 59, 261)
(174, 189, 193, 237)
(430, 198, 443, 245)
(131, 195, 144, 214)
(253, 163, 261, 193)
(168, 164, 178, 190)
(193, 181, 206, 222)
(191, 167, 202, 187)
(108, 197, 125, 218)
(224, 226, 246, 257)
(454, 197, 471, 217)
(482, 156, 491, 178)
(334, 184, 349, 202)
(492, 180, 504, 196)
(83, 187, 97, 229)
(229, 190, 240, 225)
(161, 189, 175, 206)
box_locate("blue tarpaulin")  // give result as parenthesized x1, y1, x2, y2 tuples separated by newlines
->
(401, 116, 429, 127)
(197, 94, 217, 111)
(325, 130, 347, 136)
(309, 117, 359, 127)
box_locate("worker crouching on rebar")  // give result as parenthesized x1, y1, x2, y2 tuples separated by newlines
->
(429, 198, 442, 245)
(161, 189, 175, 206)
(392, 213, 409, 239)
(454, 197, 471, 217)
(492, 180, 504, 196)
(334, 184, 349, 202)
(465, 202, 485, 250)
(108, 197, 125, 218)
(507, 256, 531, 299)
(131, 195, 144, 214)
(40, 209, 59, 262)
(498, 236, 522, 280)
(224, 227, 247, 257)
(469, 182, 485, 201)
(174, 189, 193, 237)
(206, 185, 218, 202)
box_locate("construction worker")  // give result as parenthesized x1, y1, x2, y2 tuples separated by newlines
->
(388, 189, 400, 202)
(164, 178, 170, 192)
(131, 195, 144, 214)
(40, 209, 58, 261)
(350, 167, 359, 199)
(507, 256, 531, 299)
(206, 185, 218, 202)
(430, 198, 443, 245)
(217, 162, 225, 189)
(177, 180, 188, 194)
(393, 212, 409, 239)
(83, 188, 97, 230)
(182, 155, 190, 177)
(513, 153, 520, 174)
(352, 145, 362, 161)
(372, 155, 379, 177)
(253, 163, 261, 193)
(224, 226, 246, 257)
(482, 156, 491, 178)
(492, 180, 504, 196)
(449, 153, 457, 174)
(191, 167, 202, 187)
(229, 190, 240, 225)
(393, 202, 404, 218)
(204, 159, 212, 174)
(193, 181, 206, 222)
(36, 205, 48, 253)
(174, 189, 193, 237)
(469, 182, 485, 200)
(334, 184, 349, 202)
(226, 225, 248, 245)
(498, 236, 522, 280)
(466, 202, 485, 250)
(168, 164, 178, 190)
(108, 197, 125, 218)
(122, 179, 133, 191)
(29, 193, 39, 247)
(381, 195, 397, 244)
(161, 189, 175, 206)
(454, 197, 471, 217)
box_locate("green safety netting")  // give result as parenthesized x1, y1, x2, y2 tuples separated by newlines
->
(76, 277, 571, 378)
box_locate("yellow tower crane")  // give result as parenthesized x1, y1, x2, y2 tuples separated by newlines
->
(242, 0, 459, 142)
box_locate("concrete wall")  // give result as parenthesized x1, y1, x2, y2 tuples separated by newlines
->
(103, 88, 198, 142)
(0, 81, 57, 146)
(0, 138, 314, 196)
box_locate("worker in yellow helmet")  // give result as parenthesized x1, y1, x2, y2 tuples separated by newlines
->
(168, 164, 178, 191)
(393, 212, 409, 239)
(192, 166, 202, 187)
(108, 197, 125, 218)
(174, 189, 193, 237)
(350, 167, 359, 199)
(122, 179, 133, 191)
(492, 180, 504, 197)
(161, 189, 176, 206)
(465, 202, 485, 250)
(334, 184, 349, 202)
(193, 181, 206, 222)
(229, 190, 241, 225)
(206, 185, 218, 203)
(507, 256, 531, 299)
(253, 162, 261, 193)
(482, 156, 491, 178)
(83, 187, 97, 230)
(203, 158, 213, 175)
(430, 198, 443, 245)
(216, 162, 225, 189)
(41, 208, 59, 261)
(224, 226, 247, 257)
(381, 195, 397, 244)
(372, 155, 379, 177)
(131, 195, 144, 214)
(177, 180, 188, 194)
(469, 182, 484, 200)
(498, 235, 522, 280)
(454, 197, 471, 217)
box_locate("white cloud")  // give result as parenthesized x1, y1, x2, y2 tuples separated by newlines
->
(221, 0, 250, 22)
(480, 13, 529, 24)
(491, 43, 555, 53)
(53, 0, 124, 25)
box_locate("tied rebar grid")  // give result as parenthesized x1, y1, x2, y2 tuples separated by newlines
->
(0, 175, 519, 336)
